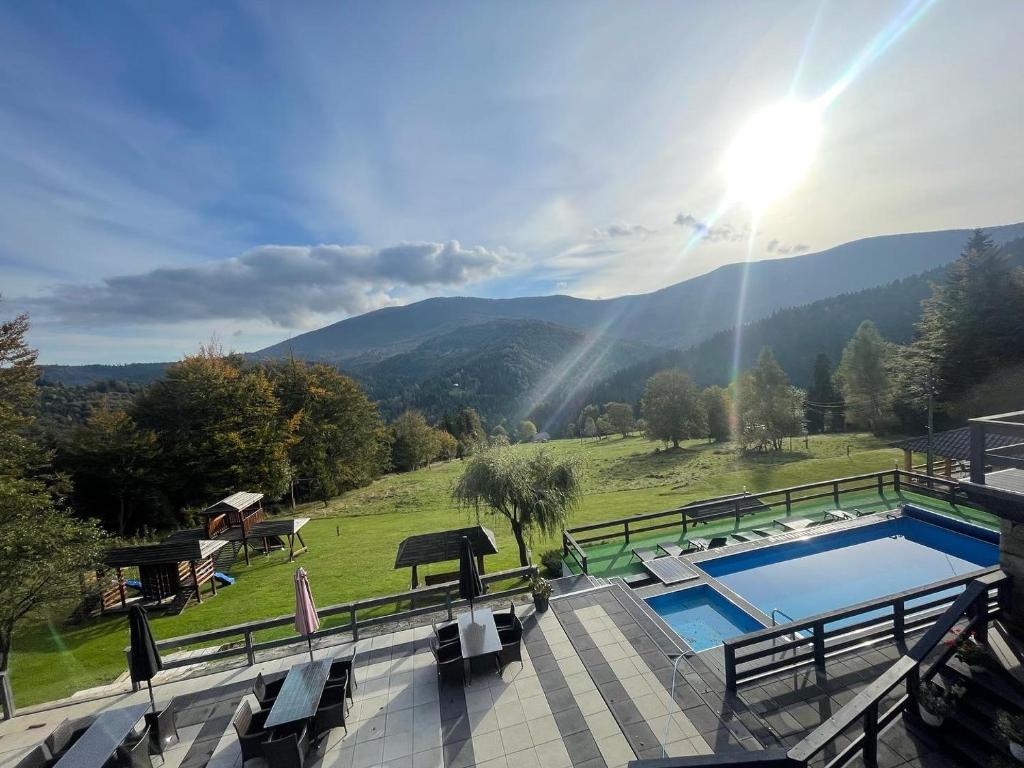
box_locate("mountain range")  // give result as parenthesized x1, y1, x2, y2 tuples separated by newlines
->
(39, 222, 1024, 429)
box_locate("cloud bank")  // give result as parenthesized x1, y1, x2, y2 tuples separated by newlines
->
(673, 212, 750, 243)
(25, 240, 511, 328)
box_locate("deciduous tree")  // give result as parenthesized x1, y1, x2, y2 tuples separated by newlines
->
(640, 369, 705, 448)
(390, 411, 438, 471)
(604, 402, 635, 438)
(517, 420, 537, 443)
(837, 322, 894, 435)
(700, 386, 731, 442)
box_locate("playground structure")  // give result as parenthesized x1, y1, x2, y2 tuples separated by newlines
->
(85, 491, 312, 616)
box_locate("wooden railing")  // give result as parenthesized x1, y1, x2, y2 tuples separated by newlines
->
(127, 565, 536, 688)
(724, 565, 1002, 691)
(629, 569, 1009, 768)
(969, 410, 1024, 483)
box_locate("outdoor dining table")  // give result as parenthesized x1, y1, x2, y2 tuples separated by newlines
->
(457, 607, 502, 679)
(264, 658, 333, 730)
(53, 702, 149, 768)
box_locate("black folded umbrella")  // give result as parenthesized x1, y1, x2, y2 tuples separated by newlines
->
(458, 536, 485, 620)
(128, 604, 163, 712)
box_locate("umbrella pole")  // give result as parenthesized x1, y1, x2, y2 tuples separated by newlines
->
(308, 636, 315, 663)
(469, 598, 474, 622)
(147, 679, 157, 713)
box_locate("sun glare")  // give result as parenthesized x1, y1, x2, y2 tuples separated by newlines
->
(724, 100, 822, 210)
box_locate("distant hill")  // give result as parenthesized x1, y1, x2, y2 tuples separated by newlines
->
(38, 362, 169, 387)
(256, 222, 1024, 361)
(355, 318, 665, 426)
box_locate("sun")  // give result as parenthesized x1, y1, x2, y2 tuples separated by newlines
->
(724, 100, 823, 210)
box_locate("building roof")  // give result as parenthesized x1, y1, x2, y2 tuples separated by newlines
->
(249, 517, 310, 537)
(201, 491, 264, 517)
(893, 427, 1022, 461)
(105, 539, 228, 568)
(394, 526, 498, 569)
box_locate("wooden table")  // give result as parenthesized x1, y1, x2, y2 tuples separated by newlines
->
(264, 658, 332, 729)
(457, 607, 502, 661)
(54, 703, 148, 768)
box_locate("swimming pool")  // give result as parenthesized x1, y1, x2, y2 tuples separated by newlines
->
(697, 516, 998, 623)
(645, 585, 764, 651)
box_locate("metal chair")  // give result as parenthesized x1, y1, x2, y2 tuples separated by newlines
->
(253, 672, 284, 708)
(144, 704, 179, 756)
(116, 725, 154, 768)
(261, 723, 310, 768)
(493, 602, 517, 630)
(321, 673, 351, 715)
(432, 619, 460, 646)
(432, 637, 468, 686)
(313, 698, 348, 741)
(233, 700, 271, 765)
(328, 657, 356, 702)
(496, 625, 523, 671)
(44, 719, 86, 757)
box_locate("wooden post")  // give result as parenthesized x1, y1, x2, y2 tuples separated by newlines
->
(812, 621, 826, 669)
(969, 421, 986, 484)
(877, 473, 884, 495)
(893, 601, 905, 645)
(863, 701, 879, 767)
(944, 458, 953, 478)
(785, 490, 792, 513)
(350, 605, 359, 640)
(894, 470, 901, 493)
(724, 643, 737, 693)
(210, 567, 217, 596)
(411, 565, 418, 589)
(191, 561, 202, 603)
(624, 521, 630, 545)
(832, 481, 840, 506)
(903, 449, 912, 472)
(117, 567, 126, 608)
(906, 665, 920, 716)
(245, 631, 256, 666)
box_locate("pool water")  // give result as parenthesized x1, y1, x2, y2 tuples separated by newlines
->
(698, 517, 998, 624)
(645, 585, 764, 651)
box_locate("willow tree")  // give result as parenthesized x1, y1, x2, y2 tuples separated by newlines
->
(453, 449, 584, 567)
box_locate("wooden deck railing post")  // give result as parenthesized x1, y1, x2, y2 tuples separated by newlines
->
(445, 587, 453, 620)
(244, 631, 256, 665)
(906, 665, 920, 716)
(813, 621, 826, 669)
(350, 606, 359, 641)
(893, 601, 905, 646)
(724, 644, 737, 693)
(734, 498, 741, 525)
(624, 521, 630, 544)
(971, 591, 989, 644)
(832, 482, 840, 506)
(785, 490, 791, 513)
(894, 471, 901, 493)
(863, 702, 879, 767)
(877, 473, 884, 494)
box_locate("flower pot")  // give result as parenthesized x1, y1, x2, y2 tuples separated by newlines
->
(1010, 741, 1024, 761)
(533, 594, 550, 613)
(918, 705, 944, 727)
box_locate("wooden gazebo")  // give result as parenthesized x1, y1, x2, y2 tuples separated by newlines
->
(102, 539, 227, 615)
(395, 526, 498, 588)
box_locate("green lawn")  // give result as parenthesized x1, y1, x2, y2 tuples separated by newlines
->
(11, 432, 924, 707)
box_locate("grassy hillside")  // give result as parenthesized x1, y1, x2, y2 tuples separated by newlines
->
(12, 433, 907, 707)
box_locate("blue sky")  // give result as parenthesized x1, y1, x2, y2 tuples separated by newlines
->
(2, 1, 1022, 363)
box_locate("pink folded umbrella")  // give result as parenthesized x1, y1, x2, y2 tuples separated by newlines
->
(294, 567, 320, 662)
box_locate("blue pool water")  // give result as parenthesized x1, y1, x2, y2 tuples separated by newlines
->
(645, 585, 764, 651)
(698, 517, 998, 624)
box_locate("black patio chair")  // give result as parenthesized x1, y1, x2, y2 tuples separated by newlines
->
(313, 696, 348, 741)
(496, 625, 524, 671)
(432, 619, 460, 647)
(493, 602, 517, 630)
(13, 745, 53, 768)
(253, 671, 284, 708)
(233, 700, 271, 765)
(432, 638, 468, 687)
(321, 673, 351, 715)
(144, 704, 179, 756)
(328, 657, 356, 702)
(44, 719, 86, 757)
(116, 725, 154, 768)
(708, 536, 729, 549)
(262, 723, 310, 768)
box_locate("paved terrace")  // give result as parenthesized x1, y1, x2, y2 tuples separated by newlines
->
(1, 583, 774, 768)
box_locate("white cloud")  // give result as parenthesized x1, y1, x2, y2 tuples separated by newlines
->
(22, 240, 514, 328)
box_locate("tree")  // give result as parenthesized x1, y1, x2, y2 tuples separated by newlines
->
(490, 425, 508, 442)
(0, 308, 105, 674)
(517, 420, 537, 443)
(604, 402, 634, 438)
(133, 347, 294, 511)
(595, 415, 614, 439)
(61, 408, 161, 535)
(837, 322, 894, 434)
(577, 404, 600, 438)
(915, 230, 1024, 402)
(391, 411, 439, 471)
(582, 416, 598, 440)
(453, 449, 584, 566)
(640, 369, 705, 448)
(806, 353, 844, 433)
(444, 407, 486, 458)
(700, 386, 731, 442)
(434, 429, 459, 461)
(735, 348, 805, 451)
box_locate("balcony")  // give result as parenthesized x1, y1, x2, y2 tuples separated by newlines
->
(962, 410, 1024, 518)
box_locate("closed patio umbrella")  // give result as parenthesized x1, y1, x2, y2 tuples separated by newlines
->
(458, 536, 485, 621)
(128, 604, 162, 712)
(295, 567, 320, 662)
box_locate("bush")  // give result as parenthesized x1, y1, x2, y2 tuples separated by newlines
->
(540, 549, 565, 578)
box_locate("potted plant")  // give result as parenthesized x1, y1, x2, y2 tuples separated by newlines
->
(917, 679, 964, 726)
(955, 636, 993, 670)
(531, 575, 552, 613)
(996, 711, 1024, 761)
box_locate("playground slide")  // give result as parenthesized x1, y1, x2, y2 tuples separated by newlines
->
(213, 572, 235, 586)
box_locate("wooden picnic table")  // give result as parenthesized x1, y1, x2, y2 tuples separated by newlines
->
(54, 703, 149, 768)
(264, 658, 332, 729)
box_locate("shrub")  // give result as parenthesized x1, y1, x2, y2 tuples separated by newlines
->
(540, 549, 565, 578)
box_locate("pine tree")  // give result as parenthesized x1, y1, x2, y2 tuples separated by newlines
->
(837, 321, 894, 434)
(806, 353, 843, 433)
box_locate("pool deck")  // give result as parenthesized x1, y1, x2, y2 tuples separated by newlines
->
(573, 490, 997, 580)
